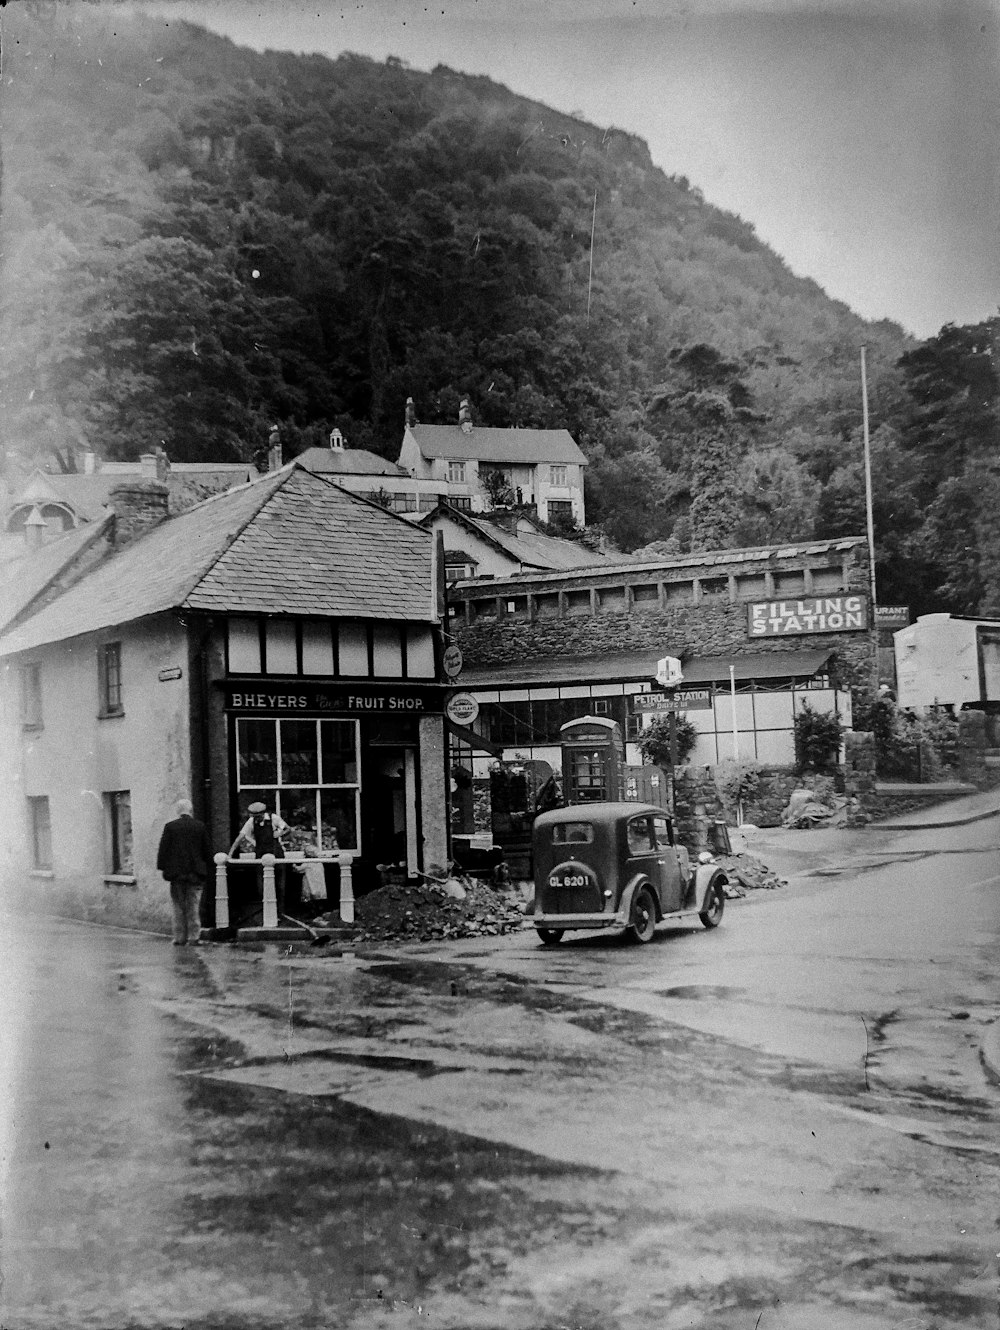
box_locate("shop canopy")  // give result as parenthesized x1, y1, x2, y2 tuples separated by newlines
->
(462, 648, 835, 690)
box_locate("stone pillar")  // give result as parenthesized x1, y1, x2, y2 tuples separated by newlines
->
(419, 714, 449, 871)
(261, 854, 278, 928)
(213, 853, 230, 930)
(957, 709, 988, 788)
(843, 731, 876, 825)
(338, 853, 355, 924)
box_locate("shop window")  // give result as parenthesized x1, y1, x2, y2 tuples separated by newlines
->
(28, 796, 52, 871)
(372, 624, 403, 678)
(227, 618, 262, 674)
(236, 718, 360, 853)
(264, 620, 297, 674)
(21, 663, 43, 729)
(406, 626, 436, 679)
(301, 622, 335, 676)
(338, 623, 369, 676)
(104, 790, 133, 875)
(447, 460, 467, 484)
(98, 642, 124, 717)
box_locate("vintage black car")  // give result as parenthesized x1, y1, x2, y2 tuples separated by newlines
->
(531, 802, 728, 945)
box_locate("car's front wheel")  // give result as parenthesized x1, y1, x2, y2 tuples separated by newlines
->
(699, 880, 726, 929)
(626, 886, 657, 944)
(536, 927, 564, 946)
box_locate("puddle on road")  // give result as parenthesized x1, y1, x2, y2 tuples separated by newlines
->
(657, 985, 745, 1001)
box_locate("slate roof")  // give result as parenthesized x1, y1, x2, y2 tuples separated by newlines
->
(6, 464, 257, 523)
(461, 648, 835, 689)
(0, 465, 436, 656)
(421, 504, 605, 573)
(407, 424, 587, 466)
(0, 517, 112, 632)
(296, 446, 406, 477)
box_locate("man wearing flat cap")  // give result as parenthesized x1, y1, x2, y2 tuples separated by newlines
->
(229, 800, 289, 860)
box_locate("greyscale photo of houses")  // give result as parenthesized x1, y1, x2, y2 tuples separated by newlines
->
(1, 1, 999, 1327)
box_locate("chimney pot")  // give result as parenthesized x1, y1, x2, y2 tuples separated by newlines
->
(81, 449, 96, 475)
(405, 397, 417, 429)
(24, 505, 48, 550)
(329, 428, 344, 450)
(459, 397, 473, 433)
(140, 453, 158, 478)
(267, 425, 283, 473)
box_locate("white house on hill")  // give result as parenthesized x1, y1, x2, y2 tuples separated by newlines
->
(397, 397, 587, 526)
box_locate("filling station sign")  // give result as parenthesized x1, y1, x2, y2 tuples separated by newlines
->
(748, 595, 868, 638)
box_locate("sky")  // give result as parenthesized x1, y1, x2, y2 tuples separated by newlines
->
(132, 0, 1000, 338)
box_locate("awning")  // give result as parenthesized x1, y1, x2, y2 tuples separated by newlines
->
(461, 648, 834, 690)
(446, 718, 504, 756)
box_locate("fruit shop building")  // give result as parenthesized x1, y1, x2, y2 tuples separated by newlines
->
(0, 465, 449, 924)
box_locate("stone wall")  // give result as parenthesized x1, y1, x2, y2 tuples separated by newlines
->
(957, 709, 988, 788)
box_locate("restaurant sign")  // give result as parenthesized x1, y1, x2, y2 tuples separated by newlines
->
(748, 595, 868, 638)
(222, 681, 447, 714)
(632, 687, 713, 713)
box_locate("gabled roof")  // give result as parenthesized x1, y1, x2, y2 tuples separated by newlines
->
(0, 465, 436, 656)
(0, 516, 112, 632)
(419, 503, 605, 573)
(405, 424, 587, 466)
(296, 446, 407, 477)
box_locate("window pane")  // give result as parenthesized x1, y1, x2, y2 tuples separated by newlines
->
(228, 619, 261, 673)
(406, 626, 435, 678)
(237, 719, 278, 786)
(553, 822, 594, 845)
(320, 789, 358, 852)
(102, 643, 123, 712)
(652, 817, 673, 847)
(279, 788, 320, 853)
(627, 817, 653, 853)
(29, 797, 52, 869)
(265, 620, 297, 674)
(372, 623, 402, 678)
(301, 623, 334, 676)
(338, 623, 368, 676)
(280, 719, 318, 784)
(320, 721, 358, 783)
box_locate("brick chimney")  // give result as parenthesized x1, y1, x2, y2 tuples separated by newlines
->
(405, 397, 417, 429)
(458, 397, 473, 434)
(267, 424, 283, 472)
(108, 480, 169, 547)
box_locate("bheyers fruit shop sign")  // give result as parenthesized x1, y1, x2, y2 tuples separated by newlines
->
(748, 595, 868, 637)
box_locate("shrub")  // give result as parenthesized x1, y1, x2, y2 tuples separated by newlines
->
(639, 713, 697, 767)
(793, 701, 845, 772)
(713, 760, 761, 815)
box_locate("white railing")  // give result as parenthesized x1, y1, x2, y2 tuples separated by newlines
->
(212, 852, 356, 930)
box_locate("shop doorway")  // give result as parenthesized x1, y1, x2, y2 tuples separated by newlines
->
(361, 744, 419, 881)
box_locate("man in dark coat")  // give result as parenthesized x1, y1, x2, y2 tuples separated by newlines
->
(157, 798, 214, 946)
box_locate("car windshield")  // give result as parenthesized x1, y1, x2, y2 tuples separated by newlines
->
(553, 822, 595, 845)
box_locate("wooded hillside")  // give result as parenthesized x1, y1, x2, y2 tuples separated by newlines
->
(2, 4, 997, 615)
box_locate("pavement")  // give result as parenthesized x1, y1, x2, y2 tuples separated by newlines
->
(736, 784, 1000, 1087)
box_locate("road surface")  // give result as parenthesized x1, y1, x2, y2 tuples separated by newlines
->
(2, 815, 998, 1328)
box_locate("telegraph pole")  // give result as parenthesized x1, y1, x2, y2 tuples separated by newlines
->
(860, 345, 877, 608)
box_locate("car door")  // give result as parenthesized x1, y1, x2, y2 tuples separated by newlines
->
(625, 814, 662, 909)
(650, 814, 684, 912)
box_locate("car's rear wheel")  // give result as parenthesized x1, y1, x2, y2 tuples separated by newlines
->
(699, 880, 725, 929)
(536, 927, 564, 945)
(626, 886, 656, 944)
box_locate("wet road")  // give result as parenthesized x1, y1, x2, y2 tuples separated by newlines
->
(2, 816, 999, 1329)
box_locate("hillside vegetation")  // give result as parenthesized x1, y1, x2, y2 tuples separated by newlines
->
(2, 4, 997, 615)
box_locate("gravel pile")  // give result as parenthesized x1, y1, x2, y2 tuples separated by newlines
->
(716, 852, 786, 897)
(354, 877, 525, 943)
